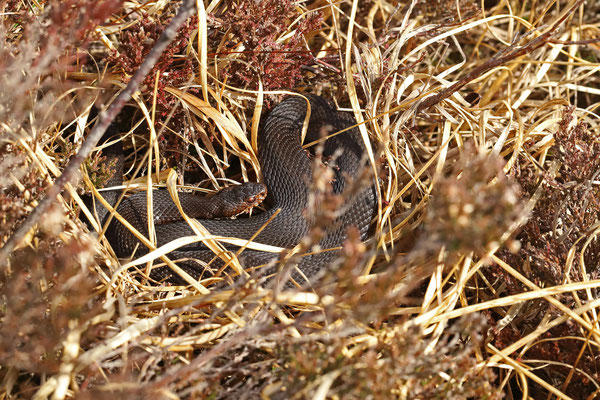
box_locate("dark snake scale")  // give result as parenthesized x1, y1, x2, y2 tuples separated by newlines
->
(98, 94, 377, 286)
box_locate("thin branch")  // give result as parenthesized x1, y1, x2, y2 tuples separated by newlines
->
(549, 37, 600, 45)
(0, 0, 198, 265)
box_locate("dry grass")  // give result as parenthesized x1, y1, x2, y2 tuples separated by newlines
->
(1, 0, 600, 398)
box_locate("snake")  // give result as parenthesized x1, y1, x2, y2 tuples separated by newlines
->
(96, 94, 377, 286)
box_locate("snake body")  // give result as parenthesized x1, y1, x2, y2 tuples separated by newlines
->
(101, 94, 377, 285)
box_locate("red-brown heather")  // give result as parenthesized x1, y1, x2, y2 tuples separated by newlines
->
(214, 0, 323, 91)
(1, 0, 599, 398)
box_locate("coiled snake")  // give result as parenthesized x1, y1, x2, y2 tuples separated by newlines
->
(97, 94, 377, 285)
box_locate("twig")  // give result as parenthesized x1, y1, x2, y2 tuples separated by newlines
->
(549, 37, 600, 45)
(0, 0, 198, 265)
(416, 0, 585, 113)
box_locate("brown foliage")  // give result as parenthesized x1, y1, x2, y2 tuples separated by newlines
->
(108, 14, 198, 120)
(0, 237, 102, 374)
(422, 144, 523, 256)
(212, 0, 322, 92)
(493, 107, 600, 397)
(2, 0, 598, 398)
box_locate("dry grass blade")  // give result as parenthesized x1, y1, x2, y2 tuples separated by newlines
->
(1, 0, 599, 399)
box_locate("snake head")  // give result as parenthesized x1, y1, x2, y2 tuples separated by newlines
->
(213, 182, 268, 217)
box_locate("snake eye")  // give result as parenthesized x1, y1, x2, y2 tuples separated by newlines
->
(246, 196, 255, 204)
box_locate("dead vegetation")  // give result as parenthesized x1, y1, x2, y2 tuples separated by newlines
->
(1, 0, 600, 398)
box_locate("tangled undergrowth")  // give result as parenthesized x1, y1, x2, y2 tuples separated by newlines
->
(1, 0, 600, 398)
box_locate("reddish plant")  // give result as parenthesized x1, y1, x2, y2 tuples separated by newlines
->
(212, 0, 322, 92)
(0, 144, 47, 243)
(108, 14, 198, 119)
(491, 107, 600, 397)
(107, 13, 201, 167)
(420, 144, 523, 257)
